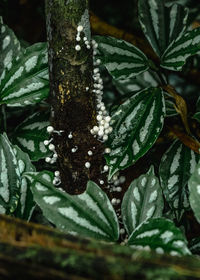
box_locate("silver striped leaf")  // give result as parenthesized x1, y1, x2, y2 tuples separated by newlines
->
(0, 17, 22, 79)
(25, 172, 119, 242)
(0, 42, 49, 107)
(188, 161, 200, 224)
(113, 70, 160, 96)
(138, 0, 188, 57)
(13, 145, 35, 221)
(128, 218, 190, 256)
(94, 36, 150, 80)
(0, 133, 21, 214)
(121, 166, 164, 236)
(13, 111, 51, 161)
(161, 27, 200, 71)
(189, 237, 200, 255)
(106, 87, 165, 179)
(159, 140, 199, 220)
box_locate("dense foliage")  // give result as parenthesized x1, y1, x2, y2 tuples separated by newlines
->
(1, 0, 200, 257)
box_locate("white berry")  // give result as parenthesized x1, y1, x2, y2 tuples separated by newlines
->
(88, 150, 93, 156)
(48, 144, 55, 151)
(77, 25, 83, 32)
(54, 171, 60, 177)
(85, 162, 91, 168)
(47, 126, 54, 133)
(75, 45, 81, 51)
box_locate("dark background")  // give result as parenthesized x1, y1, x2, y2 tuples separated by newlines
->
(0, 0, 138, 44)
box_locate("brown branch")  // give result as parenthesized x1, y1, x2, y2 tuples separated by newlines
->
(162, 85, 191, 135)
(1, 214, 200, 279)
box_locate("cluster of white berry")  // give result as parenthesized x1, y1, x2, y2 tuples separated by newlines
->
(90, 41, 113, 142)
(109, 173, 126, 205)
(44, 125, 62, 185)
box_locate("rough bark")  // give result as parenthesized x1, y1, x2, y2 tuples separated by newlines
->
(0, 214, 200, 279)
(45, 0, 105, 194)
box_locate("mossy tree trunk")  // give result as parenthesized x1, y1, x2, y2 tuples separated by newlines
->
(0, 214, 200, 280)
(45, 0, 105, 194)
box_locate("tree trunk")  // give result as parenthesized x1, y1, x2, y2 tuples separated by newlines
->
(45, 0, 105, 194)
(0, 214, 200, 280)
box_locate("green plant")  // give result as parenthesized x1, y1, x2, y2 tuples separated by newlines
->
(1, 0, 200, 258)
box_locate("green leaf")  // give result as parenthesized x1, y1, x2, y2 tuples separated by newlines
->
(189, 237, 200, 255)
(188, 161, 200, 224)
(138, 0, 188, 57)
(0, 133, 20, 214)
(121, 166, 163, 236)
(159, 140, 199, 220)
(13, 111, 51, 161)
(113, 70, 160, 95)
(94, 36, 150, 80)
(25, 171, 119, 242)
(161, 27, 200, 71)
(128, 218, 190, 256)
(0, 42, 49, 107)
(12, 145, 35, 220)
(0, 16, 22, 78)
(106, 87, 165, 179)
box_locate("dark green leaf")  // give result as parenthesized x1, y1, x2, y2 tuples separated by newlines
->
(0, 133, 20, 214)
(94, 36, 150, 80)
(161, 27, 200, 71)
(0, 17, 22, 78)
(25, 172, 119, 242)
(13, 145, 35, 220)
(13, 111, 51, 161)
(138, 0, 188, 57)
(188, 161, 200, 223)
(106, 87, 165, 179)
(0, 42, 49, 106)
(128, 218, 190, 256)
(121, 166, 163, 235)
(159, 140, 199, 220)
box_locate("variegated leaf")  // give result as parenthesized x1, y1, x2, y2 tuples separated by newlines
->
(25, 171, 119, 241)
(0, 16, 22, 79)
(121, 166, 163, 236)
(13, 111, 51, 161)
(189, 237, 200, 255)
(94, 36, 150, 80)
(161, 27, 200, 71)
(128, 218, 190, 256)
(138, 0, 188, 57)
(159, 140, 199, 220)
(188, 161, 200, 223)
(106, 87, 165, 179)
(13, 145, 35, 220)
(0, 133, 20, 214)
(113, 70, 160, 95)
(0, 42, 49, 107)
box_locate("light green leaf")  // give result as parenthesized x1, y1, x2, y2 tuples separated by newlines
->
(25, 171, 119, 242)
(128, 218, 190, 256)
(0, 16, 22, 78)
(161, 27, 200, 71)
(138, 0, 188, 57)
(188, 161, 200, 223)
(0, 133, 20, 214)
(106, 87, 165, 179)
(0, 42, 49, 107)
(159, 140, 199, 220)
(12, 145, 35, 220)
(94, 36, 150, 80)
(121, 166, 163, 236)
(13, 111, 51, 161)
